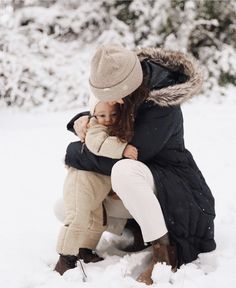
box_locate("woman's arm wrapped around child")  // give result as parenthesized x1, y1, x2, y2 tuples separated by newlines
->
(85, 117, 137, 160)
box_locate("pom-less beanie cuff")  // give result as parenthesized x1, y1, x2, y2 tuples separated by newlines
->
(89, 44, 143, 101)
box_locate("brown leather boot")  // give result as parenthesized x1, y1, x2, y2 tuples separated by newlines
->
(137, 243, 177, 285)
(54, 254, 78, 275)
(78, 248, 104, 263)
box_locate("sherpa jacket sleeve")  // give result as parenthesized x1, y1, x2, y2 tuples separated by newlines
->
(65, 141, 118, 175)
(85, 117, 127, 159)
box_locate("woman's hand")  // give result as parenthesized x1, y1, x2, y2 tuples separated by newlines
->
(123, 144, 138, 160)
(73, 115, 90, 142)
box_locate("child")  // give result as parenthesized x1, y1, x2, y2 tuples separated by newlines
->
(55, 95, 138, 275)
(85, 94, 138, 160)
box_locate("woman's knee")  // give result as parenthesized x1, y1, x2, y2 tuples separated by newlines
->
(111, 159, 141, 191)
(111, 159, 155, 194)
(112, 159, 136, 179)
(111, 159, 150, 179)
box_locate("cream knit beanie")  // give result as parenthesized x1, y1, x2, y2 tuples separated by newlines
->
(89, 44, 143, 101)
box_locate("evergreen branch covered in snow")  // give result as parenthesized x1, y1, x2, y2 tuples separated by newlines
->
(0, 0, 235, 110)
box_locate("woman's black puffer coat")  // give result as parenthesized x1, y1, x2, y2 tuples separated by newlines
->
(65, 48, 216, 266)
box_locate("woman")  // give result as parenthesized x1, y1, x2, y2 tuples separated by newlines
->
(64, 44, 216, 285)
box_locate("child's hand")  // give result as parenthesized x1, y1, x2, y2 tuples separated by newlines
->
(88, 116, 98, 128)
(123, 144, 138, 160)
(73, 115, 90, 142)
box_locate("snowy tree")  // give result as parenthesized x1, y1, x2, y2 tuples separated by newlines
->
(0, 0, 235, 110)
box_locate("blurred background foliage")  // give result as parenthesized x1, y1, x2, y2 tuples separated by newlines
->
(0, 0, 235, 110)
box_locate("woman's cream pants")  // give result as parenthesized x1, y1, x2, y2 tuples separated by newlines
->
(111, 159, 167, 242)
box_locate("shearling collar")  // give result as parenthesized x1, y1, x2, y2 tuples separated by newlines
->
(137, 48, 203, 107)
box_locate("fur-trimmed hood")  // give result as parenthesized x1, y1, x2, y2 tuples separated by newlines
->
(137, 48, 203, 106)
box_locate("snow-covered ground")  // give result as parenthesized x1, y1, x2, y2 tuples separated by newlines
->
(0, 93, 236, 287)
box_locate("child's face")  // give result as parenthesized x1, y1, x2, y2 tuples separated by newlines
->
(94, 102, 119, 126)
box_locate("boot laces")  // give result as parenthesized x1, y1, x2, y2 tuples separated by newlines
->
(78, 259, 88, 282)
